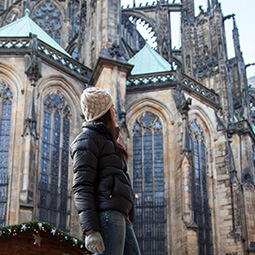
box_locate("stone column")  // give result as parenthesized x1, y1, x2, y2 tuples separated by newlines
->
(241, 180, 255, 254)
(180, 92, 199, 254)
(83, 0, 122, 69)
(19, 34, 41, 222)
(89, 57, 133, 140)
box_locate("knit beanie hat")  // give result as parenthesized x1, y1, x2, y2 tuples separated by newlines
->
(80, 87, 113, 121)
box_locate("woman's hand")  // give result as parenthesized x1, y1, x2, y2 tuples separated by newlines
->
(85, 230, 105, 254)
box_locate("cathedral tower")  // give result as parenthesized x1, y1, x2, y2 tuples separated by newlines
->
(81, 0, 123, 69)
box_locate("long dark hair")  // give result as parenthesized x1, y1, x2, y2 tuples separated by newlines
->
(97, 109, 128, 160)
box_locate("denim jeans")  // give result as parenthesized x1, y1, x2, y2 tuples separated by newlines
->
(95, 210, 141, 255)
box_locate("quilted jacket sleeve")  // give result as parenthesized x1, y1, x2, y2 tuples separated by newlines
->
(71, 133, 101, 234)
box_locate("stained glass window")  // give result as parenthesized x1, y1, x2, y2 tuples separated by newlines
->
(0, 83, 12, 227)
(73, 4, 80, 36)
(189, 120, 212, 255)
(32, 0, 62, 44)
(71, 46, 79, 61)
(132, 112, 166, 255)
(38, 91, 71, 231)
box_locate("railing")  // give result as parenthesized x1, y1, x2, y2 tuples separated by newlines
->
(127, 71, 176, 86)
(37, 40, 92, 80)
(127, 71, 220, 108)
(0, 37, 92, 82)
(0, 38, 30, 49)
(181, 73, 220, 105)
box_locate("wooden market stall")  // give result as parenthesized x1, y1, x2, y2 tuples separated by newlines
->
(0, 221, 91, 255)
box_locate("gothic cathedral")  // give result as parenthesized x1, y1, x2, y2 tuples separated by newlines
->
(0, 0, 254, 254)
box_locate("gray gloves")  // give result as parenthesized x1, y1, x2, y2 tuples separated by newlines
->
(85, 230, 105, 254)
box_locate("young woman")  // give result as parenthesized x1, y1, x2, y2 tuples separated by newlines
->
(71, 87, 141, 255)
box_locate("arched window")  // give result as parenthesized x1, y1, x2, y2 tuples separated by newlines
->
(132, 112, 166, 255)
(0, 83, 12, 227)
(71, 46, 79, 61)
(32, 0, 62, 44)
(38, 91, 71, 231)
(73, 4, 80, 36)
(189, 120, 212, 255)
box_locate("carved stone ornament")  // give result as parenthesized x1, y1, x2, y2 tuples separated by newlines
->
(24, 35, 42, 84)
(173, 85, 192, 114)
(108, 42, 122, 59)
(25, 54, 42, 84)
(241, 169, 253, 185)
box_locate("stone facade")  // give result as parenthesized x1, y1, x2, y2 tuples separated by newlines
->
(0, 0, 254, 255)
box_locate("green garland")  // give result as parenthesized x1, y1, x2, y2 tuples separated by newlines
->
(0, 220, 92, 254)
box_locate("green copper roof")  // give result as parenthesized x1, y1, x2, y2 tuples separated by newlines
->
(0, 10, 70, 56)
(128, 43, 172, 75)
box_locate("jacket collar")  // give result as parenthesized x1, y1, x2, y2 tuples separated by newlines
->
(82, 121, 112, 140)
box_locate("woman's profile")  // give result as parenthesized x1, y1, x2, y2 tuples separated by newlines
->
(71, 87, 141, 255)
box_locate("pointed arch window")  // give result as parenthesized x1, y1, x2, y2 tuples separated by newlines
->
(72, 3, 80, 37)
(38, 91, 71, 231)
(0, 83, 12, 227)
(189, 120, 212, 255)
(32, 0, 62, 44)
(132, 112, 166, 255)
(71, 46, 79, 61)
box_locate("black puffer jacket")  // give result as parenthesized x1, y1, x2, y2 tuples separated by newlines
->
(71, 121, 135, 234)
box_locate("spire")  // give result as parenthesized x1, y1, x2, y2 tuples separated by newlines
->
(25, 8, 30, 16)
(181, 0, 194, 20)
(207, 0, 211, 12)
(232, 16, 242, 59)
(233, 15, 238, 34)
(211, 0, 219, 5)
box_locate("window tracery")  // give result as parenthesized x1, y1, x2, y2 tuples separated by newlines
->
(38, 91, 71, 231)
(4, 8, 20, 25)
(132, 112, 166, 254)
(73, 5, 80, 36)
(0, 82, 13, 227)
(32, 0, 62, 44)
(189, 119, 212, 255)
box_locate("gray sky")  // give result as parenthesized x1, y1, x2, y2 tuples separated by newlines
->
(121, 0, 255, 78)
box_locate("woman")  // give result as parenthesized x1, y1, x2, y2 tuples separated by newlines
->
(71, 87, 141, 255)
